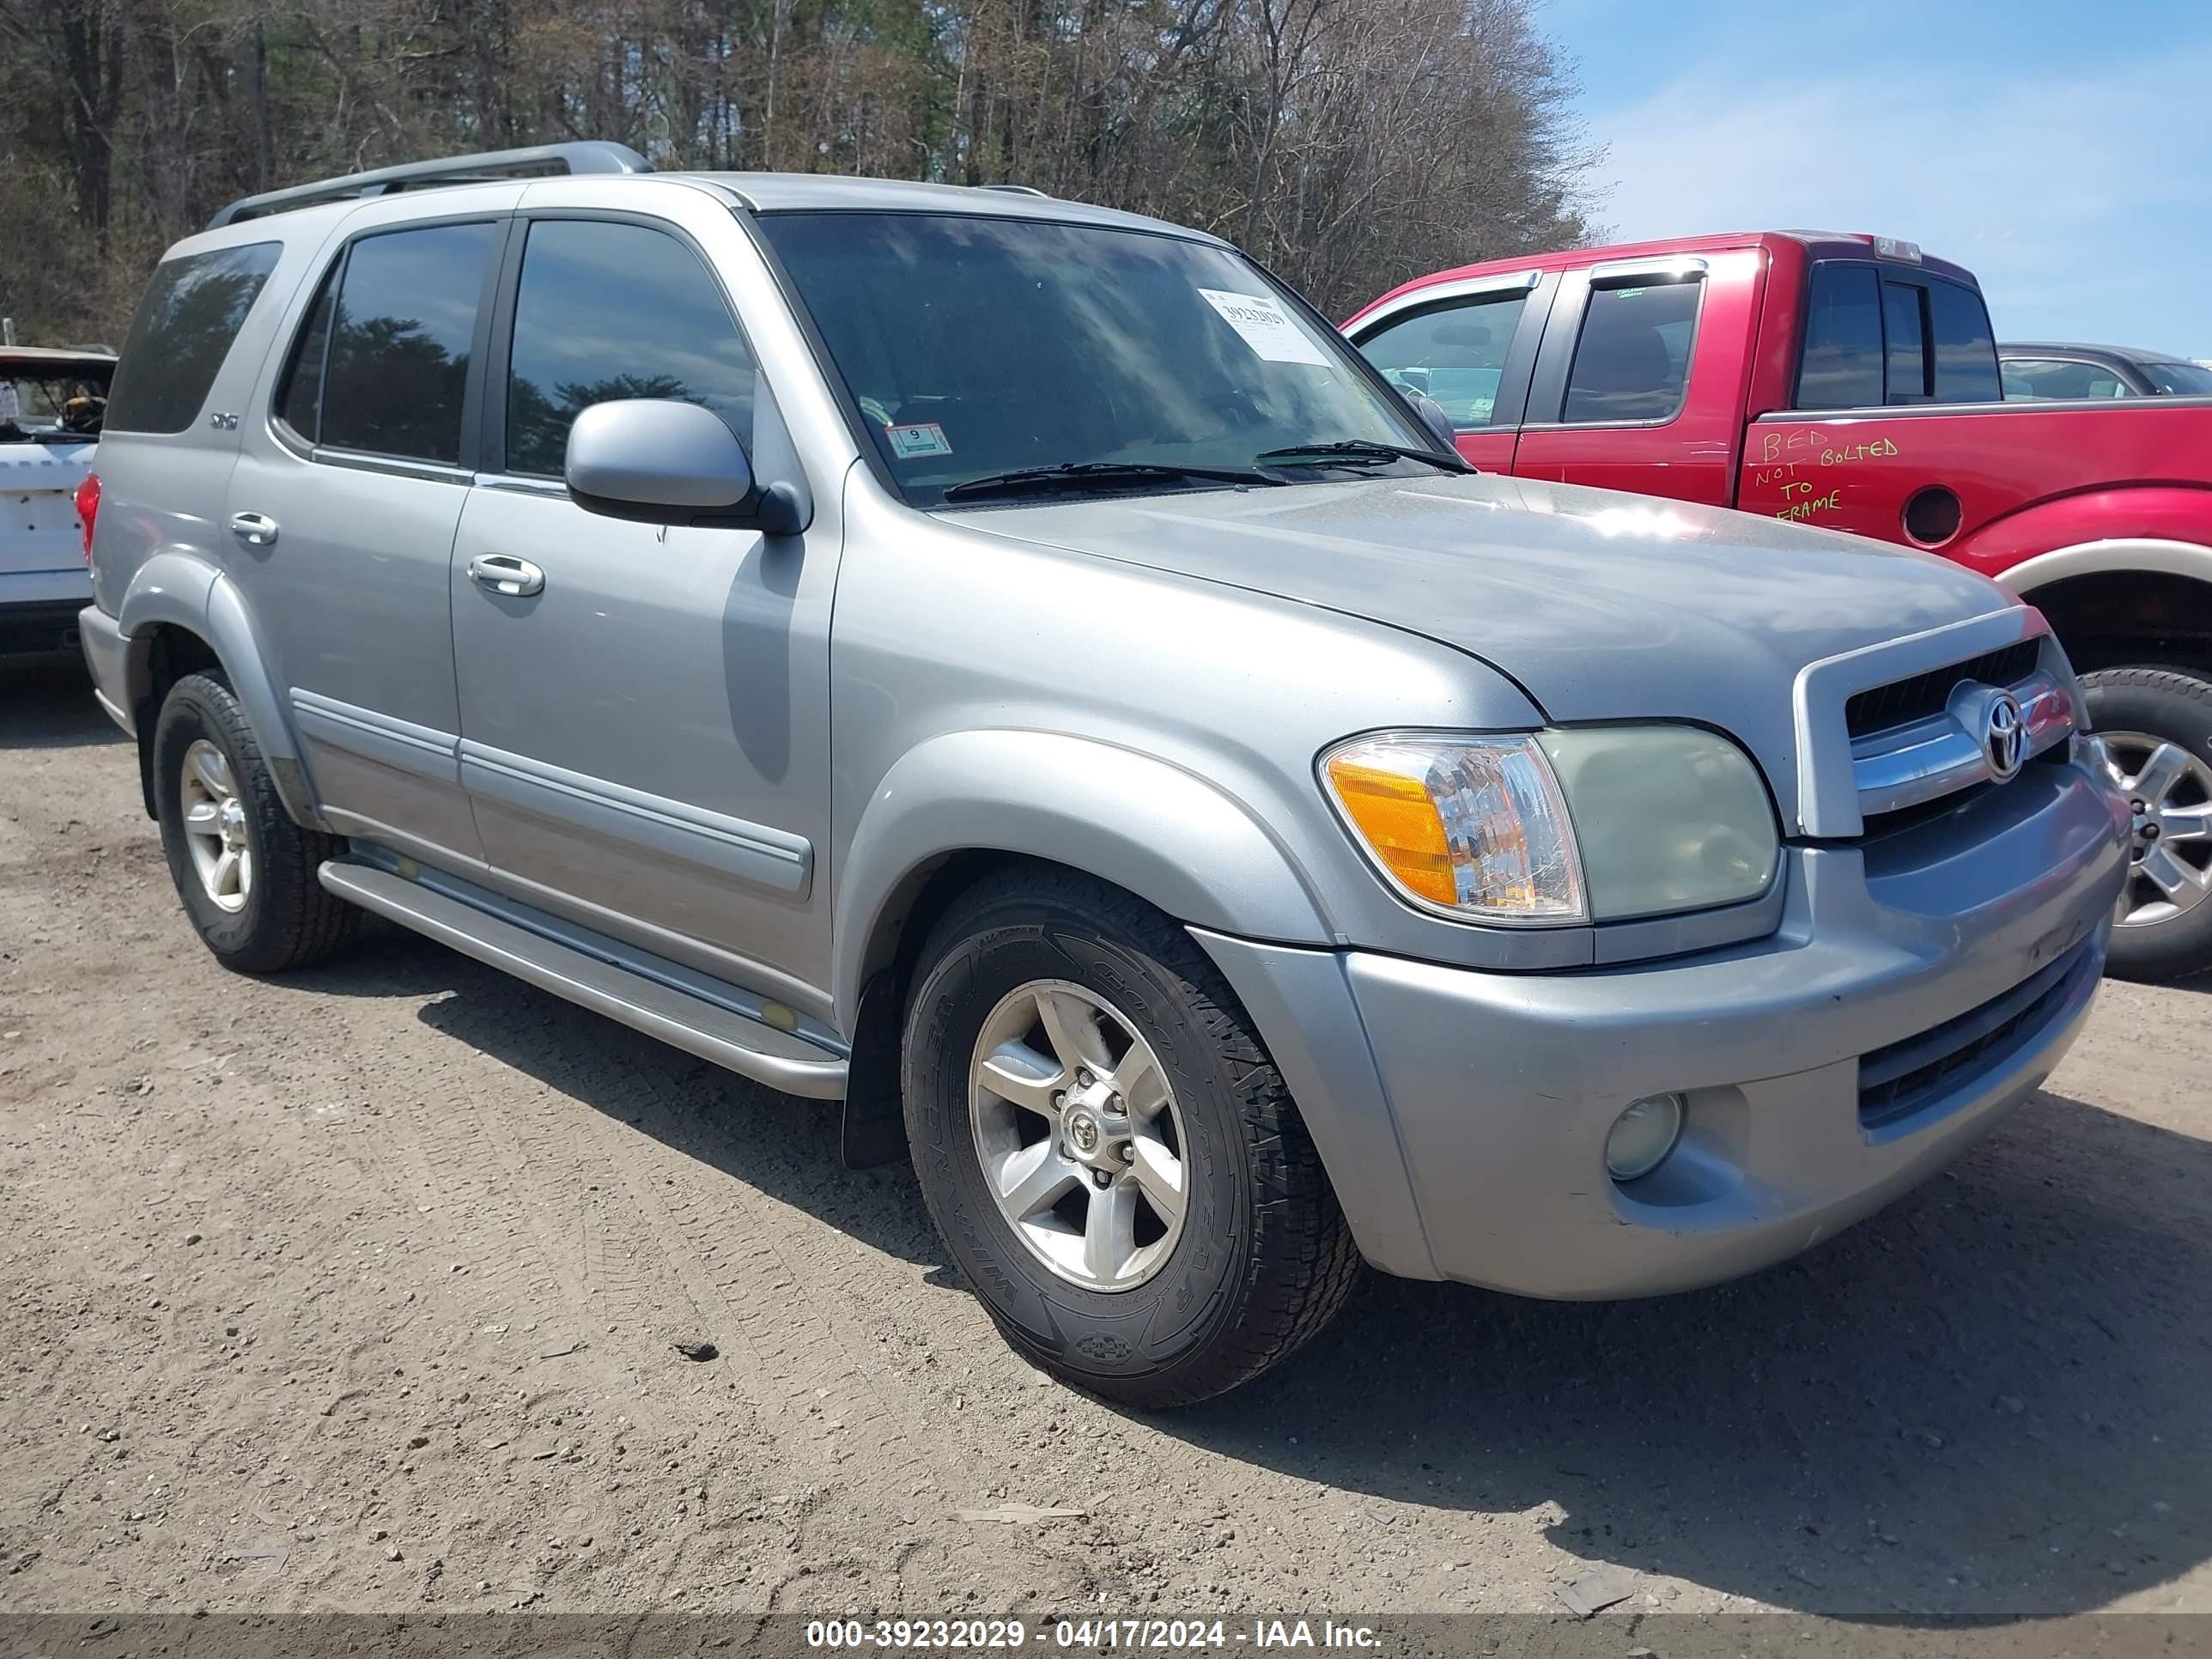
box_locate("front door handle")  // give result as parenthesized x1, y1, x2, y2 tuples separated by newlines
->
(467, 554, 545, 598)
(228, 511, 279, 547)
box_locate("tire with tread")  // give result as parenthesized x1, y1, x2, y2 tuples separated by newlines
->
(901, 866, 1360, 1407)
(2081, 665, 2212, 983)
(152, 670, 360, 974)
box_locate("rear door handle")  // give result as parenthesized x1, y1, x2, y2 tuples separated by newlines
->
(228, 512, 279, 547)
(467, 554, 545, 598)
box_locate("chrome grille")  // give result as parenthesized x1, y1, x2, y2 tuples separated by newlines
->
(1847, 645, 2073, 826)
(1844, 641, 2041, 739)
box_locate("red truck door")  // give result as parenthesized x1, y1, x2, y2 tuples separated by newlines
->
(1735, 259, 2005, 541)
(1344, 270, 1558, 472)
(1508, 249, 1762, 507)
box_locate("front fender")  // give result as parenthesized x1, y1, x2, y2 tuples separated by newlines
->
(830, 729, 1334, 1022)
(117, 552, 325, 830)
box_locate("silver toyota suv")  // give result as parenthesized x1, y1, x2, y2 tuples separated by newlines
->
(80, 143, 2130, 1406)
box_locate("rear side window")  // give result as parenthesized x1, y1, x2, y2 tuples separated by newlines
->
(278, 222, 498, 465)
(1796, 263, 1883, 409)
(502, 218, 757, 477)
(1560, 278, 1699, 423)
(1925, 279, 2000, 402)
(105, 241, 281, 434)
(1355, 293, 1529, 430)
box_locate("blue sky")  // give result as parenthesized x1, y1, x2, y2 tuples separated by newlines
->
(1553, 0, 2212, 359)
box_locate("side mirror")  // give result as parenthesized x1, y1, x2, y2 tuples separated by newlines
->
(564, 399, 805, 533)
(1406, 391, 1459, 453)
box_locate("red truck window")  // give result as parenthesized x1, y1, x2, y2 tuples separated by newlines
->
(1883, 282, 1929, 403)
(1793, 261, 2002, 410)
(1561, 279, 1698, 423)
(1797, 264, 1883, 409)
(1924, 279, 2002, 402)
(1358, 291, 1531, 430)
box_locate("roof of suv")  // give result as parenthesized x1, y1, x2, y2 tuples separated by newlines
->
(672, 171, 1225, 241)
(195, 164, 1220, 253)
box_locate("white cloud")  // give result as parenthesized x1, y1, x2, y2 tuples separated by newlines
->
(1583, 46, 2212, 352)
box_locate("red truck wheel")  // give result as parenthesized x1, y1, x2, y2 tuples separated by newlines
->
(2082, 667, 2212, 982)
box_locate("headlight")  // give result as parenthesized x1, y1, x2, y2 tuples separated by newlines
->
(1321, 734, 1586, 923)
(1321, 726, 1778, 926)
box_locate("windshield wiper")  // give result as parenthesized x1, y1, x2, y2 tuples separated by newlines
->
(1252, 440, 1471, 474)
(940, 460, 1286, 502)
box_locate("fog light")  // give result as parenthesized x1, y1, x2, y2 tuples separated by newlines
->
(1606, 1092, 1684, 1181)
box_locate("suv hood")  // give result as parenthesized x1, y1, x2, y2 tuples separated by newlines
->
(946, 471, 2014, 818)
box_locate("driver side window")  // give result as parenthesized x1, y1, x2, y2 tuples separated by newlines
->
(1356, 295, 1529, 431)
(501, 217, 757, 479)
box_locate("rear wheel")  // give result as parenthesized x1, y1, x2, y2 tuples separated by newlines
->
(901, 868, 1360, 1407)
(152, 671, 360, 973)
(2081, 667, 2212, 982)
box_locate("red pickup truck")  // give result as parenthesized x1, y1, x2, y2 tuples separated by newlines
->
(1346, 231, 2212, 981)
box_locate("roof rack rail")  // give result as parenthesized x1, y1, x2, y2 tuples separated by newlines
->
(975, 183, 1048, 197)
(208, 141, 652, 230)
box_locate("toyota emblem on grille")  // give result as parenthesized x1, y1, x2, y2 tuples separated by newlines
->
(1984, 690, 2026, 781)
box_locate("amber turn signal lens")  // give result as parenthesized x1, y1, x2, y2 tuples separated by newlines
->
(1322, 751, 1458, 906)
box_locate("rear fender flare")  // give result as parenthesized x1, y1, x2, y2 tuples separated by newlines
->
(117, 551, 324, 829)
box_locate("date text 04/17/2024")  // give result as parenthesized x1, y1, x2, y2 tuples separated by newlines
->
(804, 1620, 1382, 1650)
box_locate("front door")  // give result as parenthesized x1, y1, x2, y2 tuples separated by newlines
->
(450, 209, 836, 1009)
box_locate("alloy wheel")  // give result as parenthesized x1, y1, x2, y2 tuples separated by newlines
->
(2102, 731, 2212, 927)
(967, 979, 1188, 1292)
(179, 738, 252, 915)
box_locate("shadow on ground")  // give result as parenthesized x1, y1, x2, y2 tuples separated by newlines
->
(301, 919, 2209, 1619)
(0, 657, 118, 750)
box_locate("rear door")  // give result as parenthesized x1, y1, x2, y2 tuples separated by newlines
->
(1345, 272, 1553, 471)
(1736, 260, 2003, 545)
(1508, 249, 1761, 507)
(226, 204, 514, 868)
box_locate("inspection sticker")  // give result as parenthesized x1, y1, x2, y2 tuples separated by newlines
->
(885, 421, 952, 459)
(1197, 289, 1333, 366)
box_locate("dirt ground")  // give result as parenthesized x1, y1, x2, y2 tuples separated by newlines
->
(1, 654, 2207, 1622)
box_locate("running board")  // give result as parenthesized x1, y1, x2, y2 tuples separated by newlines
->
(318, 860, 848, 1099)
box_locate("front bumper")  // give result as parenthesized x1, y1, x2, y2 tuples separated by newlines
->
(1198, 752, 2130, 1296)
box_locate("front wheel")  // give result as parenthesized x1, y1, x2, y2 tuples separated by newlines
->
(901, 869, 1360, 1407)
(2082, 666, 2212, 982)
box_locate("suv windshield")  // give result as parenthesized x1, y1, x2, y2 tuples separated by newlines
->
(757, 211, 1431, 507)
(0, 360, 113, 441)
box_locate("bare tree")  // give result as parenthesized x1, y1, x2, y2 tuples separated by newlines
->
(0, 0, 1599, 341)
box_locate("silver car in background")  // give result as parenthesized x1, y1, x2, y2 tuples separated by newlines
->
(78, 144, 2130, 1405)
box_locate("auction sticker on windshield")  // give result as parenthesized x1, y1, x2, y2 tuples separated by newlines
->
(887, 422, 952, 459)
(1197, 289, 1333, 366)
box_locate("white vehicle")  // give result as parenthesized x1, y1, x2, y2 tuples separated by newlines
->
(2, 344, 112, 653)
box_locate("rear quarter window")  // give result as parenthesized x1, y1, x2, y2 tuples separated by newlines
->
(104, 241, 282, 434)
